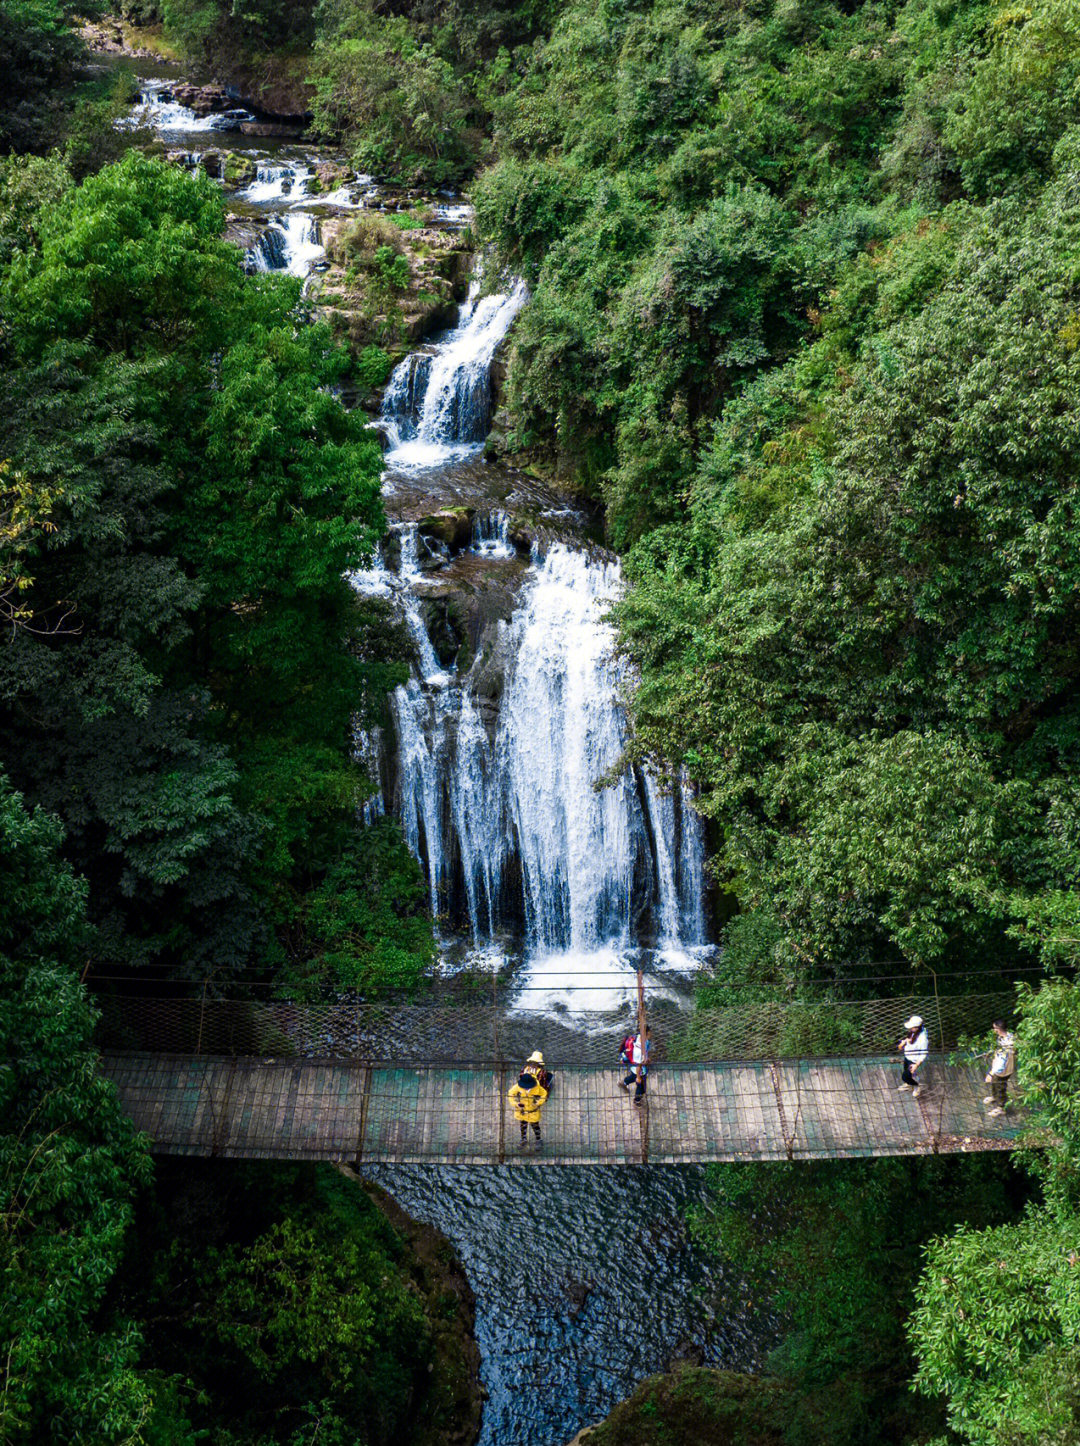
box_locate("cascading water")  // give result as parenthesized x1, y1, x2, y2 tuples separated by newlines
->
(381, 274, 529, 468)
(246, 212, 323, 278)
(118, 80, 252, 133)
(368, 537, 706, 966)
(356, 256, 709, 1005)
(242, 160, 313, 204)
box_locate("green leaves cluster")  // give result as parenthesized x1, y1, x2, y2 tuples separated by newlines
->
(0, 151, 430, 987)
(310, 4, 474, 186)
(693, 1153, 1027, 1446)
(908, 980, 1080, 1444)
(617, 140, 1080, 980)
(0, 774, 152, 1443)
(119, 1162, 440, 1445)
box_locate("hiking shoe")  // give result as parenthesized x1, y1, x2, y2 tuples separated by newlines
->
(912, 1086, 922, 1098)
(988, 1107, 1004, 1118)
(897, 1082, 911, 1091)
(983, 1096, 995, 1104)
(618, 1080, 629, 1093)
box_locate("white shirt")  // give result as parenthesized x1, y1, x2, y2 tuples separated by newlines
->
(903, 1028, 928, 1068)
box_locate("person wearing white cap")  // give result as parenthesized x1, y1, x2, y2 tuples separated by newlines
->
(897, 1015, 929, 1097)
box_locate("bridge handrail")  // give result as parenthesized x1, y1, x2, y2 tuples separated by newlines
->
(91, 985, 1021, 1066)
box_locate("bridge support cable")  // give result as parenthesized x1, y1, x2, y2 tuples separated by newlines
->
(635, 969, 649, 1165)
(497, 1065, 506, 1165)
(211, 1058, 237, 1157)
(768, 1061, 794, 1162)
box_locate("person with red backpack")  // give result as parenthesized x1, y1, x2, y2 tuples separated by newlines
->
(619, 1033, 635, 1069)
(618, 1026, 651, 1105)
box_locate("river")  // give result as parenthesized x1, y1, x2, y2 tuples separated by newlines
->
(121, 68, 760, 1446)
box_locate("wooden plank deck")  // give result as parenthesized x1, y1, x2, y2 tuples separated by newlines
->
(100, 1054, 1028, 1164)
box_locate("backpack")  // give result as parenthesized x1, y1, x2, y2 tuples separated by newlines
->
(621, 1035, 635, 1061)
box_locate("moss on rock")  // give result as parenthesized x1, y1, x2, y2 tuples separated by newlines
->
(574, 1368, 787, 1446)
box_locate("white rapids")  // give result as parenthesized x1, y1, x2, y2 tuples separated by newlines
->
(352, 254, 710, 1014)
(246, 212, 324, 278)
(380, 276, 529, 470)
(353, 533, 708, 1014)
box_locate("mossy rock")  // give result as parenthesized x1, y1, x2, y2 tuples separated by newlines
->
(222, 152, 257, 188)
(576, 1368, 787, 1446)
(418, 509, 473, 553)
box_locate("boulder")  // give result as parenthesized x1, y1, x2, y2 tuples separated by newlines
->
(418, 510, 474, 554)
(239, 120, 305, 139)
(222, 152, 257, 188)
(172, 81, 231, 116)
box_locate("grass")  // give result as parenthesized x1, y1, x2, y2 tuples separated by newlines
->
(120, 23, 182, 61)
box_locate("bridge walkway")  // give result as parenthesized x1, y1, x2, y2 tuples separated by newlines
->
(100, 1054, 1025, 1165)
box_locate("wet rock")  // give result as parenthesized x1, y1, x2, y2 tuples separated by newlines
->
(227, 59, 313, 121)
(200, 151, 222, 179)
(418, 509, 474, 555)
(239, 120, 304, 139)
(566, 1279, 592, 1317)
(172, 81, 231, 116)
(418, 596, 471, 671)
(314, 161, 352, 191)
(222, 152, 257, 188)
(223, 212, 267, 255)
(668, 1338, 706, 1369)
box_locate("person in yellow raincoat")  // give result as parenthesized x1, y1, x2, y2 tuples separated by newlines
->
(508, 1053, 549, 1150)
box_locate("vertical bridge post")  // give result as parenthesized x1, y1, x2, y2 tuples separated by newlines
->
(637, 968, 648, 1165)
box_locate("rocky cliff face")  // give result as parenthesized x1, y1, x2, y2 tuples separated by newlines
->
(314, 209, 474, 364)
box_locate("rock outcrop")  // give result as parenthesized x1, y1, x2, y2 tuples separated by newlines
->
(314, 211, 473, 358)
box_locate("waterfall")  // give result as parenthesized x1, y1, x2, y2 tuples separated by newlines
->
(118, 81, 252, 134)
(242, 161, 313, 204)
(355, 533, 708, 965)
(351, 256, 709, 1004)
(246, 213, 323, 278)
(472, 511, 515, 559)
(381, 274, 528, 469)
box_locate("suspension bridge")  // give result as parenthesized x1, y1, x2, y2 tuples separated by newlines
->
(93, 978, 1032, 1165)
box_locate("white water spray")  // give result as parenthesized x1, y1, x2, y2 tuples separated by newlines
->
(381, 275, 528, 469)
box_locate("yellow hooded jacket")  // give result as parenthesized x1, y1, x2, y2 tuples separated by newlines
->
(507, 1072, 548, 1124)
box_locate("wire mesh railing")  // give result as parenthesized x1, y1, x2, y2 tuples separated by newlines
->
(92, 984, 1020, 1066)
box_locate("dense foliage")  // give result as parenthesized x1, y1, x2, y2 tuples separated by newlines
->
(907, 979, 1080, 1444)
(693, 1153, 1029, 1446)
(114, 1162, 470, 1446)
(464, 0, 1080, 987)
(0, 0, 100, 152)
(0, 774, 152, 1442)
(471, 1, 1080, 1437)
(0, 151, 433, 988)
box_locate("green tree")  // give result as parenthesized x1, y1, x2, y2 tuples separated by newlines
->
(0, 154, 422, 983)
(0, 774, 153, 1443)
(695, 1153, 1028, 1446)
(909, 979, 1080, 1444)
